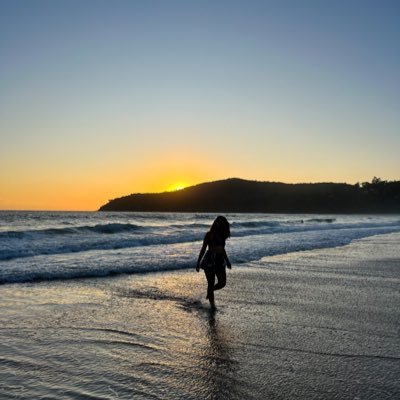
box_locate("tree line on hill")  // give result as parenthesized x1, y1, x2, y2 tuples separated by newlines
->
(99, 177, 400, 213)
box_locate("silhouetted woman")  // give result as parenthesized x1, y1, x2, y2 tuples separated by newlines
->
(196, 216, 231, 310)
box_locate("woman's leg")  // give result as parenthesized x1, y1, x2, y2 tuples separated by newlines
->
(214, 267, 226, 291)
(204, 268, 215, 304)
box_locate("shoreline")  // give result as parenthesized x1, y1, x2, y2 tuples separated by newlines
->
(1, 232, 399, 399)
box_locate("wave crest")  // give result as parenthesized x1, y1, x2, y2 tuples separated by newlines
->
(0, 223, 143, 238)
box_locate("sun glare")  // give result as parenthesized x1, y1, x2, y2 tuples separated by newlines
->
(167, 183, 186, 192)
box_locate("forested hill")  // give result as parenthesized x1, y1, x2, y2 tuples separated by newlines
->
(99, 178, 400, 213)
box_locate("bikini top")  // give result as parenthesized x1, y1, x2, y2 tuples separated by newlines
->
(207, 232, 225, 249)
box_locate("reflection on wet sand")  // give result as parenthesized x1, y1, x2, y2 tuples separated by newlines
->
(199, 310, 246, 400)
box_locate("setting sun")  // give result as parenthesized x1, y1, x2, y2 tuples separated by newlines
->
(167, 182, 187, 192)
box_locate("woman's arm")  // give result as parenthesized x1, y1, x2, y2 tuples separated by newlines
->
(196, 233, 209, 272)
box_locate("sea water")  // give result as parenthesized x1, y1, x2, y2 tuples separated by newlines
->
(1, 211, 400, 284)
(1, 212, 400, 399)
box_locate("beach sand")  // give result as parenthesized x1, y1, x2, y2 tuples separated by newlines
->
(1, 233, 399, 399)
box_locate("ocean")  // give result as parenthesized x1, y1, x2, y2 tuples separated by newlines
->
(1, 211, 400, 284)
(1, 212, 400, 399)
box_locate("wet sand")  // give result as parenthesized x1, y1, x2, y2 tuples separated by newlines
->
(1, 233, 399, 399)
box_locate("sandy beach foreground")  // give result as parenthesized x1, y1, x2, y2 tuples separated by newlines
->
(1, 233, 399, 399)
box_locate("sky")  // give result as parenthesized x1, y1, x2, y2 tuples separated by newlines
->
(1, 0, 399, 210)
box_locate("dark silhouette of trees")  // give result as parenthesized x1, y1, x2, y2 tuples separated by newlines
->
(99, 178, 400, 213)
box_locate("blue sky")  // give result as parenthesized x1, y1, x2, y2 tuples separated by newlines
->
(1, 0, 399, 209)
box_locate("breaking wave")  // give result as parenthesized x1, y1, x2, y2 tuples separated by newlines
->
(1, 211, 399, 284)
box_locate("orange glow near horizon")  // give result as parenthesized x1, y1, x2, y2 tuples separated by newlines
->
(0, 151, 219, 210)
(1, 147, 396, 211)
(1, 169, 391, 211)
(0, 179, 192, 211)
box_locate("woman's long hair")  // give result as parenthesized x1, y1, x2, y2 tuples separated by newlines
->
(210, 216, 230, 240)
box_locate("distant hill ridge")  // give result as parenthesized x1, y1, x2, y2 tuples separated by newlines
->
(99, 177, 400, 213)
